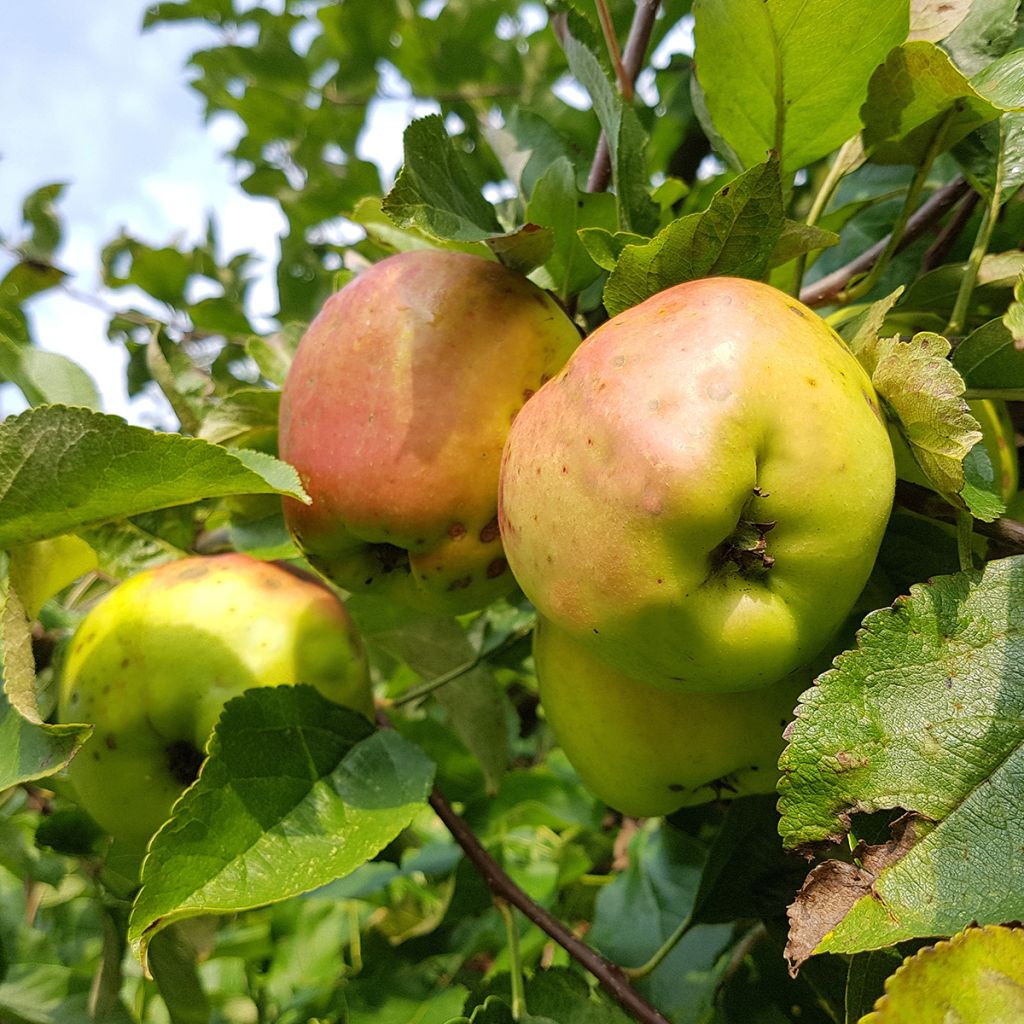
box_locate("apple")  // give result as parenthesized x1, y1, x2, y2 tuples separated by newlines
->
(500, 277, 895, 692)
(278, 249, 581, 615)
(534, 617, 806, 816)
(58, 554, 372, 848)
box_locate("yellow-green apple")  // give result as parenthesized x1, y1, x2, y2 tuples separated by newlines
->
(59, 554, 372, 848)
(500, 277, 895, 692)
(279, 250, 581, 615)
(534, 617, 806, 816)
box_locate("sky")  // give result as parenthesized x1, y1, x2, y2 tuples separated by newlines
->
(0, 1, 405, 424)
(1, 2, 688, 426)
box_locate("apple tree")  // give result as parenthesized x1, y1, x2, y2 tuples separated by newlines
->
(3, 1, 1024, 1022)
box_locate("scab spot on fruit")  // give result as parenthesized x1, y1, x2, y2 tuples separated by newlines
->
(105, 734, 117, 750)
(612, 355, 626, 368)
(706, 380, 731, 402)
(667, 783, 685, 792)
(448, 522, 467, 539)
(485, 558, 508, 579)
(479, 517, 500, 543)
(805, 377, 818, 387)
(447, 575, 473, 591)
(177, 564, 209, 580)
(788, 305, 806, 318)
(522, 388, 535, 402)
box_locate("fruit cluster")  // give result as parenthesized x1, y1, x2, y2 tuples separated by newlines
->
(61, 250, 902, 843)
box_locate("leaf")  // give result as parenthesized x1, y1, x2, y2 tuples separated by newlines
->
(589, 822, 734, 1022)
(860, 41, 1011, 166)
(77, 516, 190, 579)
(908, 0, 970, 42)
(779, 556, 1024, 962)
(576, 228, 649, 272)
(245, 324, 302, 386)
(561, 32, 658, 235)
(198, 387, 280, 449)
(860, 925, 1024, 1022)
(484, 224, 555, 277)
(0, 335, 101, 409)
(1004, 271, 1024, 347)
(858, 332, 982, 507)
(953, 114, 1024, 202)
(768, 221, 840, 269)
(484, 108, 583, 202)
(603, 158, 785, 317)
(692, 0, 908, 174)
(942, 0, 1021, 76)
(129, 686, 435, 963)
(525, 157, 617, 300)
(0, 405, 308, 548)
(348, 195, 489, 257)
(382, 115, 503, 242)
(8, 535, 96, 619)
(20, 183, 67, 262)
(953, 316, 1024, 393)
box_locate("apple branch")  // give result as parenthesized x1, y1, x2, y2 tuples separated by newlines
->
(428, 787, 672, 1024)
(587, 0, 662, 193)
(799, 178, 970, 308)
(895, 480, 1024, 554)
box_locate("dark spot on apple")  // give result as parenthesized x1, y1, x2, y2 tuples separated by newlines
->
(592, 628, 599, 634)
(561, 465, 568, 474)
(447, 575, 473, 591)
(668, 783, 685, 792)
(167, 739, 204, 786)
(121, 658, 130, 669)
(522, 388, 535, 402)
(779, 718, 788, 727)
(750, 765, 759, 771)
(789, 305, 806, 318)
(448, 522, 467, 539)
(70, 692, 80, 704)
(657, 578, 664, 584)
(370, 543, 409, 576)
(805, 377, 817, 387)
(486, 558, 508, 579)
(177, 564, 209, 580)
(105, 734, 117, 750)
(479, 517, 500, 543)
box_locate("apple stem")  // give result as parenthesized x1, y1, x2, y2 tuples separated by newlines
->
(428, 785, 673, 1024)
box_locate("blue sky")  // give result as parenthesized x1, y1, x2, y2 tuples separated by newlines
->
(2, 2, 299, 422)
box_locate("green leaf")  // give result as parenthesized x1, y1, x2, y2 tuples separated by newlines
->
(942, 0, 1021, 76)
(198, 387, 280, 449)
(0, 260, 67, 307)
(525, 157, 617, 300)
(590, 822, 733, 1022)
(0, 336, 101, 409)
(692, 0, 908, 174)
(861, 41, 1011, 165)
(779, 557, 1024, 959)
(0, 690, 89, 791)
(382, 115, 503, 242)
(77, 517, 190, 579)
(484, 224, 555, 277)
(129, 686, 435, 962)
(1004, 271, 1024, 347)
(768, 221, 840, 269)
(576, 228, 649, 272)
(8, 536, 97, 619)
(484, 108, 583, 202)
(857, 332, 983, 508)
(0, 963, 132, 1024)
(20, 183, 67, 262)
(953, 316, 1024, 393)
(602, 158, 785, 317)
(561, 33, 658, 235)
(860, 925, 1024, 1023)
(246, 325, 302, 386)
(953, 114, 1024, 202)
(0, 405, 308, 548)
(349, 196, 489, 257)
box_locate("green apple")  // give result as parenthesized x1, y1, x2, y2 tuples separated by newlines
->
(534, 618, 806, 816)
(500, 276, 895, 692)
(58, 553, 372, 848)
(279, 249, 581, 616)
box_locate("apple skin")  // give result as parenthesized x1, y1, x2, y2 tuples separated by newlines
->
(500, 277, 895, 692)
(58, 554, 372, 847)
(278, 250, 581, 615)
(534, 618, 806, 816)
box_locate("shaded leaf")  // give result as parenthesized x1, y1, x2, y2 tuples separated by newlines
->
(129, 686, 435, 963)
(0, 336, 101, 409)
(0, 405, 307, 548)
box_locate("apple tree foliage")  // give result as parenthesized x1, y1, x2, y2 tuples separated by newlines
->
(3, 1, 1024, 1021)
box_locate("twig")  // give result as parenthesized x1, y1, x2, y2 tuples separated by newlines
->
(895, 480, 1024, 553)
(595, 0, 631, 100)
(586, 0, 662, 193)
(921, 189, 980, 273)
(799, 178, 970, 308)
(428, 787, 671, 1024)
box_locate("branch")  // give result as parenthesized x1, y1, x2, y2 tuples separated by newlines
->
(428, 787, 671, 1024)
(799, 177, 970, 308)
(587, 0, 662, 194)
(895, 480, 1024, 554)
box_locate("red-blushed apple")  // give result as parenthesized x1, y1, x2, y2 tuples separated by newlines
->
(279, 249, 581, 615)
(58, 553, 372, 849)
(500, 277, 895, 692)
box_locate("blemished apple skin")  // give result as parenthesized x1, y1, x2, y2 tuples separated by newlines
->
(500, 277, 895, 692)
(58, 554, 373, 846)
(533, 618, 807, 817)
(278, 250, 581, 615)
